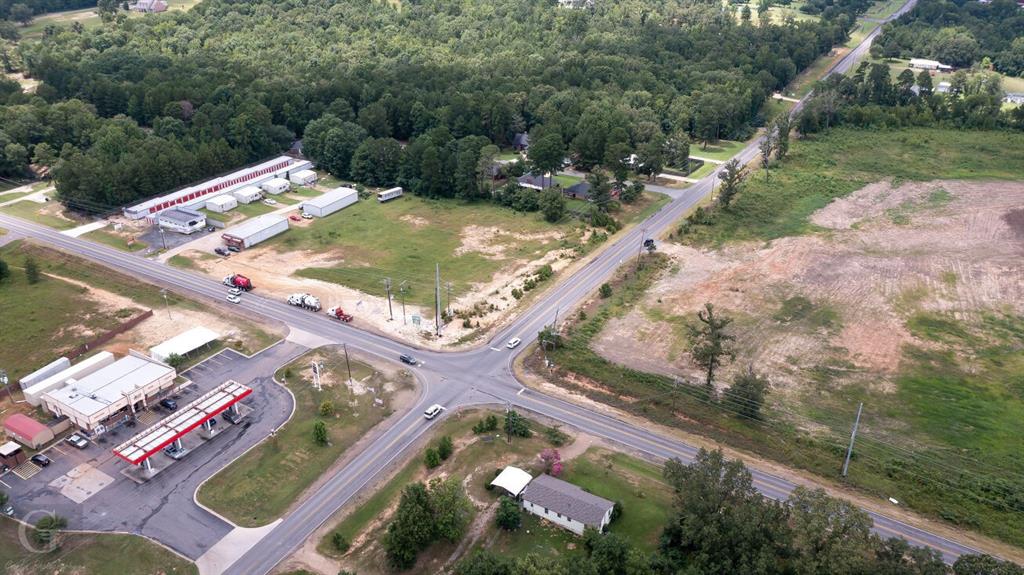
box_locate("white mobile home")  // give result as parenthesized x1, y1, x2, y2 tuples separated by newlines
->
(157, 207, 207, 234)
(205, 195, 238, 213)
(232, 186, 263, 204)
(521, 474, 615, 536)
(222, 214, 289, 249)
(377, 187, 404, 202)
(301, 187, 358, 218)
(260, 178, 291, 195)
(289, 169, 318, 186)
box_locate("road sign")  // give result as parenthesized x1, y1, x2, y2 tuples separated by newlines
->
(411, 315, 421, 326)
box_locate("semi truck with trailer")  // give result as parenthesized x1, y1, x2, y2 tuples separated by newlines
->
(223, 274, 254, 291)
(287, 293, 322, 311)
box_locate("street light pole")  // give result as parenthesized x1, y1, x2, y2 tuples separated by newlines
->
(160, 289, 171, 319)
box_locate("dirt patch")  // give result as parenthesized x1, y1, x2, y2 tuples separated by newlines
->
(453, 225, 561, 259)
(400, 214, 430, 228)
(594, 180, 1024, 398)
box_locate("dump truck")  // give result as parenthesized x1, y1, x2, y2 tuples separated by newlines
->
(223, 274, 253, 291)
(287, 293, 321, 311)
(326, 307, 354, 322)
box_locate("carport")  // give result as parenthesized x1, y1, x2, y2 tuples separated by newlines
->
(112, 380, 251, 476)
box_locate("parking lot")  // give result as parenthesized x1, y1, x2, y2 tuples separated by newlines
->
(0, 341, 305, 560)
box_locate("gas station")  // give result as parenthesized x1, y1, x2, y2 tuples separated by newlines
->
(112, 380, 252, 482)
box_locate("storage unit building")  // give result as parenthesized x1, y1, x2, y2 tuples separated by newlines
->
(157, 207, 207, 234)
(205, 194, 238, 213)
(4, 414, 55, 449)
(19, 357, 71, 391)
(289, 169, 318, 186)
(301, 187, 358, 218)
(260, 178, 291, 195)
(377, 187, 403, 202)
(233, 186, 263, 204)
(23, 351, 117, 407)
(41, 351, 177, 432)
(221, 214, 289, 249)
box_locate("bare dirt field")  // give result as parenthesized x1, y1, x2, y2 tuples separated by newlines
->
(593, 180, 1024, 403)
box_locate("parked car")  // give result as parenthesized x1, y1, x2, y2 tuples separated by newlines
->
(222, 410, 243, 425)
(214, 247, 229, 256)
(423, 404, 444, 420)
(227, 294, 241, 304)
(228, 287, 242, 296)
(289, 215, 302, 222)
(263, 198, 278, 206)
(163, 445, 186, 460)
(160, 398, 178, 411)
(206, 226, 216, 233)
(301, 213, 314, 220)
(30, 454, 51, 467)
(399, 354, 418, 365)
(227, 245, 241, 253)
(65, 433, 89, 449)
(1, 504, 13, 516)
(506, 337, 522, 349)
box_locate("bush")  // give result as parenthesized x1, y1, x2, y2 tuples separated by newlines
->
(599, 283, 613, 298)
(473, 414, 499, 434)
(33, 514, 67, 547)
(544, 425, 569, 446)
(331, 532, 350, 553)
(313, 420, 328, 446)
(437, 435, 454, 460)
(319, 400, 335, 417)
(610, 501, 623, 523)
(424, 447, 441, 468)
(495, 497, 522, 531)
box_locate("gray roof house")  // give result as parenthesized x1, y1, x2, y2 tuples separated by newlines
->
(517, 173, 552, 190)
(521, 474, 615, 535)
(512, 132, 530, 151)
(563, 181, 591, 199)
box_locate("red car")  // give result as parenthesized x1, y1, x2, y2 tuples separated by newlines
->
(289, 215, 302, 222)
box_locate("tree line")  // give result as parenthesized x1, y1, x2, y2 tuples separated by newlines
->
(454, 448, 1023, 575)
(2, 0, 873, 211)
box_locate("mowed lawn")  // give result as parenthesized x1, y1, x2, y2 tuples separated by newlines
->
(198, 349, 410, 527)
(275, 195, 585, 308)
(0, 518, 196, 575)
(0, 200, 80, 230)
(691, 139, 747, 161)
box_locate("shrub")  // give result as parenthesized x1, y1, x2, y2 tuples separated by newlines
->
(319, 400, 335, 417)
(437, 435, 454, 460)
(495, 497, 522, 531)
(610, 501, 623, 523)
(33, 514, 67, 547)
(331, 532, 350, 553)
(424, 447, 441, 468)
(544, 425, 569, 446)
(599, 283, 613, 298)
(313, 420, 328, 446)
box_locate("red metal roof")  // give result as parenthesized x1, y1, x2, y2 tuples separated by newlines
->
(4, 414, 49, 439)
(112, 381, 252, 465)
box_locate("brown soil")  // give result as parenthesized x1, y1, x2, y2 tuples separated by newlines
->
(593, 180, 1024, 401)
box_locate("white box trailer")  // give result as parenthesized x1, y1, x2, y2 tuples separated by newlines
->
(301, 187, 358, 218)
(205, 194, 238, 213)
(23, 351, 116, 407)
(260, 178, 291, 195)
(233, 186, 263, 204)
(289, 169, 318, 186)
(19, 357, 71, 390)
(377, 187, 403, 202)
(222, 214, 289, 249)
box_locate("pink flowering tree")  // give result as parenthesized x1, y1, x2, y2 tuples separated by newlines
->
(540, 448, 563, 477)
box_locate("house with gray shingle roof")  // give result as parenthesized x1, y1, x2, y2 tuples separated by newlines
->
(520, 474, 615, 535)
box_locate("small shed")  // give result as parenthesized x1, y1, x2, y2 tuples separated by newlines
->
(491, 466, 533, 497)
(205, 195, 238, 213)
(233, 186, 263, 204)
(4, 414, 55, 449)
(150, 327, 220, 363)
(260, 178, 291, 195)
(289, 169, 318, 186)
(0, 441, 26, 468)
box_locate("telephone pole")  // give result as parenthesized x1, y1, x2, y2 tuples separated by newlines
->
(342, 343, 353, 384)
(383, 278, 394, 321)
(399, 281, 407, 325)
(842, 402, 864, 477)
(435, 263, 442, 336)
(635, 227, 647, 273)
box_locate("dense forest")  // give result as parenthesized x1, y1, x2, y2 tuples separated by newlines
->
(871, 0, 1024, 75)
(0, 0, 868, 211)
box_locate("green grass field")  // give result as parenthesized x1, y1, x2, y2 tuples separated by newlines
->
(678, 128, 1024, 246)
(864, 0, 904, 19)
(198, 349, 410, 527)
(0, 517, 196, 575)
(21, 0, 201, 38)
(866, 58, 1024, 94)
(691, 139, 746, 161)
(0, 200, 79, 230)
(82, 229, 147, 252)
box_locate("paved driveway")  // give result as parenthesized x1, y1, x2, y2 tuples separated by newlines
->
(0, 341, 305, 560)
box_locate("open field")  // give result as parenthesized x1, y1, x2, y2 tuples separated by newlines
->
(0, 240, 280, 383)
(691, 139, 746, 161)
(21, 0, 202, 38)
(538, 128, 1024, 547)
(197, 348, 415, 527)
(81, 228, 147, 252)
(291, 409, 669, 575)
(173, 191, 666, 347)
(864, 58, 1024, 94)
(0, 517, 196, 575)
(0, 199, 82, 230)
(864, 0, 904, 19)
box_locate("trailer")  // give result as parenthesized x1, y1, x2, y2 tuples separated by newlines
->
(205, 194, 238, 213)
(377, 187, 403, 203)
(260, 178, 291, 195)
(287, 293, 321, 312)
(289, 169, 318, 186)
(232, 186, 263, 204)
(326, 307, 354, 322)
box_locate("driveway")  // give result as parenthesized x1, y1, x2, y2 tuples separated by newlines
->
(0, 340, 306, 560)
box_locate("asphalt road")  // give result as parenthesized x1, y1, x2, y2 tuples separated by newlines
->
(1, 1, 983, 570)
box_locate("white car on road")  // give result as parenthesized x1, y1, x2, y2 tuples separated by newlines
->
(227, 294, 241, 304)
(506, 337, 522, 349)
(423, 404, 444, 420)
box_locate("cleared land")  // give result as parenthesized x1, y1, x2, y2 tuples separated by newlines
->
(287, 410, 669, 575)
(558, 128, 1024, 547)
(864, 58, 1024, 94)
(197, 348, 415, 527)
(0, 198, 82, 230)
(174, 191, 667, 347)
(0, 240, 280, 383)
(0, 518, 196, 575)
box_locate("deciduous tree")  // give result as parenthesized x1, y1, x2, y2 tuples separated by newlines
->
(687, 303, 734, 390)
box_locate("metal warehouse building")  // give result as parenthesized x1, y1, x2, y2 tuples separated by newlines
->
(232, 186, 262, 204)
(205, 194, 238, 213)
(157, 207, 207, 234)
(22, 351, 116, 407)
(221, 214, 289, 249)
(301, 187, 358, 218)
(41, 352, 177, 432)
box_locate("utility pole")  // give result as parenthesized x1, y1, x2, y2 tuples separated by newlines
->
(399, 281, 407, 325)
(342, 343, 353, 384)
(435, 263, 442, 336)
(383, 278, 393, 321)
(635, 227, 647, 273)
(158, 226, 167, 251)
(842, 402, 864, 477)
(160, 289, 171, 319)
